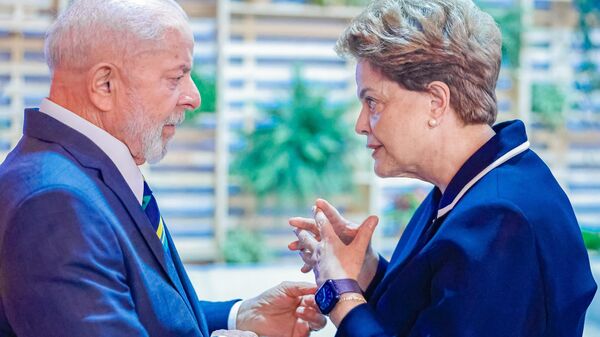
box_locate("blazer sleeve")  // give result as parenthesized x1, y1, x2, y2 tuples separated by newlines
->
(0, 188, 150, 337)
(337, 201, 543, 337)
(364, 255, 389, 301)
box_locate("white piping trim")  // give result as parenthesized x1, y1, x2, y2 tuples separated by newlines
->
(436, 140, 530, 219)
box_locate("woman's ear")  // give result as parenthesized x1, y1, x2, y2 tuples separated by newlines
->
(87, 63, 117, 112)
(426, 81, 451, 122)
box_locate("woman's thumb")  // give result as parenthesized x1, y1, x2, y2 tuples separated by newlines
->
(352, 216, 378, 251)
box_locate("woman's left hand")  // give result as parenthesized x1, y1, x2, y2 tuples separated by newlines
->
(310, 209, 379, 286)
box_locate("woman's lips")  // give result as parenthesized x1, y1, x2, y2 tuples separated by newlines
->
(368, 144, 382, 158)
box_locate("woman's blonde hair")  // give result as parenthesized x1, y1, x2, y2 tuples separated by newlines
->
(336, 0, 502, 125)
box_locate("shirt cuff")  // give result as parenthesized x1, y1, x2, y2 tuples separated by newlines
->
(227, 300, 243, 330)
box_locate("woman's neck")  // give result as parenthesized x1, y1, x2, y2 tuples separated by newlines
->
(422, 123, 496, 194)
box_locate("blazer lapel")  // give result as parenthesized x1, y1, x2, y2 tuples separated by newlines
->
(23, 109, 198, 322)
(371, 191, 438, 302)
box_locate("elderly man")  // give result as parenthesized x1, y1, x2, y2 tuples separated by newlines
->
(0, 1, 325, 336)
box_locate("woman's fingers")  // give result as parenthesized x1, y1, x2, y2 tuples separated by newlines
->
(352, 216, 379, 252)
(290, 229, 319, 273)
(300, 263, 313, 273)
(316, 199, 358, 244)
(315, 209, 337, 242)
(288, 240, 300, 251)
(289, 217, 321, 240)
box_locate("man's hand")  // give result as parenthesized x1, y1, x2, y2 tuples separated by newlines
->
(236, 282, 327, 337)
(211, 330, 258, 337)
(288, 199, 380, 290)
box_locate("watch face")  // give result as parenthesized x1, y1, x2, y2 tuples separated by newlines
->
(315, 280, 338, 314)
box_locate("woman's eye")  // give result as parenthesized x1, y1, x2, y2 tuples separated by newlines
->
(366, 98, 377, 112)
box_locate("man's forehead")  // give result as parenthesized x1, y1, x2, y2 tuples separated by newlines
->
(129, 33, 193, 58)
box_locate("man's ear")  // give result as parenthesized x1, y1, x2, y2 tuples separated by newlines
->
(88, 63, 117, 112)
(426, 81, 451, 122)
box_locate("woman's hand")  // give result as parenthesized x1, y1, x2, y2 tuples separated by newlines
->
(311, 208, 378, 286)
(288, 199, 380, 289)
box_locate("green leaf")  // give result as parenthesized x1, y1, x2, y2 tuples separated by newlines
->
(232, 65, 355, 207)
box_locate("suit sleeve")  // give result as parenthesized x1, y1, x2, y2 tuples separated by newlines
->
(199, 300, 240, 332)
(0, 188, 150, 337)
(336, 202, 543, 337)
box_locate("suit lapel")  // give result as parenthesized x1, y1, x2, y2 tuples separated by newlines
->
(100, 169, 194, 300)
(166, 228, 210, 336)
(23, 109, 199, 325)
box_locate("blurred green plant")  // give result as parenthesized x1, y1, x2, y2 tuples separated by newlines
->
(383, 191, 423, 236)
(233, 66, 354, 207)
(185, 69, 216, 123)
(222, 228, 270, 263)
(582, 230, 600, 252)
(574, 0, 600, 103)
(478, 3, 522, 69)
(531, 83, 566, 129)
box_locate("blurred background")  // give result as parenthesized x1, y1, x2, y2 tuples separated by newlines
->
(0, 0, 598, 335)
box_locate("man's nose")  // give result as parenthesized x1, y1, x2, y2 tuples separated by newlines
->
(181, 75, 201, 111)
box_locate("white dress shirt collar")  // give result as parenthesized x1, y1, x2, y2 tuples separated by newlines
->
(39, 98, 144, 204)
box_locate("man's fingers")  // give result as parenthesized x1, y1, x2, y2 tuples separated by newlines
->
(291, 318, 310, 337)
(296, 306, 327, 332)
(300, 294, 317, 308)
(279, 281, 318, 297)
(289, 217, 320, 240)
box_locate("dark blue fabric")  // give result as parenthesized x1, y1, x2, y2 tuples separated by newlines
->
(0, 109, 234, 337)
(337, 120, 597, 337)
(143, 180, 161, 229)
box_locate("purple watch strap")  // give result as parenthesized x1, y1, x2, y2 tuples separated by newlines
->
(331, 279, 362, 295)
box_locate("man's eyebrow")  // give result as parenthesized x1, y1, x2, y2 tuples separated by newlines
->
(169, 64, 191, 73)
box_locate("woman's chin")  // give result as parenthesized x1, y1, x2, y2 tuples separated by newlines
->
(373, 164, 391, 178)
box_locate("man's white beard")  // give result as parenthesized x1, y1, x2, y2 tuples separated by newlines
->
(141, 120, 166, 164)
(126, 102, 184, 164)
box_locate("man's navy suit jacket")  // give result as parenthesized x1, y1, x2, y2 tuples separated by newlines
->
(336, 121, 597, 337)
(0, 109, 236, 336)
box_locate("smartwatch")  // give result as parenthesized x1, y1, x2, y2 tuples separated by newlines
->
(315, 279, 363, 315)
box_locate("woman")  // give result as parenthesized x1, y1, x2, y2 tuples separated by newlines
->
(288, 0, 597, 336)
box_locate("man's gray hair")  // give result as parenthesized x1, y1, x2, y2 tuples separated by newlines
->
(336, 0, 502, 126)
(45, 0, 190, 72)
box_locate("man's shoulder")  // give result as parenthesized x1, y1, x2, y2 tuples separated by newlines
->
(0, 137, 99, 209)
